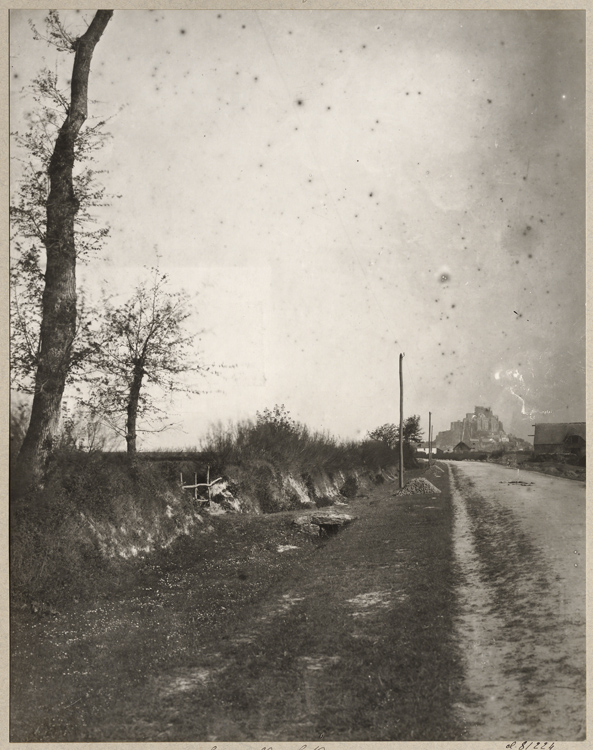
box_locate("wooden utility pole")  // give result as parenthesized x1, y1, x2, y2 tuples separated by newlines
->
(399, 353, 404, 489)
(428, 411, 432, 465)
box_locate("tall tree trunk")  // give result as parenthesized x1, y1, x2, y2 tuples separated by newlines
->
(126, 363, 145, 455)
(15, 11, 113, 494)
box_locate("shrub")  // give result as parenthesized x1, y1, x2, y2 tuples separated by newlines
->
(10, 451, 200, 607)
(339, 475, 359, 498)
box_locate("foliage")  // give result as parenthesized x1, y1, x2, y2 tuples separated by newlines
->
(367, 423, 399, 449)
(10, 451, 200, 608)
(367, 415, 424, 448)
(10, 13, 114, 395)
(81, 268, 207, 450)
(201, 413, 399, 480)
(10, 399, 117, 470)
(256, 404, 297, 433)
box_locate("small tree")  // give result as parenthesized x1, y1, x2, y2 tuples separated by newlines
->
(83, 268, 206, 454)
(403, 415, 423, 445)
(367, 423, 399, 449)
(368, 415, 423, 447)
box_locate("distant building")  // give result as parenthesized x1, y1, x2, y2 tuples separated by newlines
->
(454, 441, 471, 452)
(533, 423, 585, 456)
(435, 405, 506, 451)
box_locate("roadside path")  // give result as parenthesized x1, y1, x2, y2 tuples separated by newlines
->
(449, 461, 586, 740)
(12, 469, 464, 742)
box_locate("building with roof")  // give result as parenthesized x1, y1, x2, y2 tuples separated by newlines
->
(533, 422, 585, 456)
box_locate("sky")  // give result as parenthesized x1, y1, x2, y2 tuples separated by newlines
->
(10, 9, 586, 448)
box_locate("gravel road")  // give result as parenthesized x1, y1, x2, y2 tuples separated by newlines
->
(448, 461, 586, 740)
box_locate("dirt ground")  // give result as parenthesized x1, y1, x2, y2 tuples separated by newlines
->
(11, 468, 462, 742)
(11, 461, 585, 741)
(449, 461, 586, 740)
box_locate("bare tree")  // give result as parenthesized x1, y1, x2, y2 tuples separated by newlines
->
(83, 269, 207, 455)
(13, 11, 113, 491)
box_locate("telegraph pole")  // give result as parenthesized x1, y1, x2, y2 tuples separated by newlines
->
(428, 411, 432, 465)
(399, 353, 404, 489)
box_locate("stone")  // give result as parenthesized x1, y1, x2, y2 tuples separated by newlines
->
(293, 511, 357, 536)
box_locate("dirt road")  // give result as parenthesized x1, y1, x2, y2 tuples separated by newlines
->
(449, 461, 586, 740)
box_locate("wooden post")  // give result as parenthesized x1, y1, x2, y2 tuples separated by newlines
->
(428, 411, 432, 465)
(399, 353, 404, 489)
(194, 473, 197, 501)
(207, 465, 211, 503)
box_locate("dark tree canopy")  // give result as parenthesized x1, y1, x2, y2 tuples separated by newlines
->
(368, 415, 423, 448)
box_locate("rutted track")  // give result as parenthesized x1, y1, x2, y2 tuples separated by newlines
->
(449, 462, 586, 740)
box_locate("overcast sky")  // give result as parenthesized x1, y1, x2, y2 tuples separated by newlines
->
(10, 9, 586, 448)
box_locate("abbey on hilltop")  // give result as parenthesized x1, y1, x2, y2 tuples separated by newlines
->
(434, 406, 528, 452)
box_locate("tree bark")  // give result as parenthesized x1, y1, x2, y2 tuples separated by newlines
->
(15, 11, 113, 493)
(125, 362, 145, 456)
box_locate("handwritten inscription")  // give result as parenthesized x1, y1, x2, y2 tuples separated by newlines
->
(506, 743, 555, 750)
(210, 746, 325, 750)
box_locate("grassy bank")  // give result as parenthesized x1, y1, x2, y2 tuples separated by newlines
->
(11, 463, 464, 741)
(10, 414, 416, 608)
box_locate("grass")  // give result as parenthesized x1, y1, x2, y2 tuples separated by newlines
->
(10, 412, 415, 609)
(11, 464, 466, 742)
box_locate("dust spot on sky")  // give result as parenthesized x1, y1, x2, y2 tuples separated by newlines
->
(440, 273, 450, 283)
(179, 29, 186, 35)
(296, 99, 304, 106)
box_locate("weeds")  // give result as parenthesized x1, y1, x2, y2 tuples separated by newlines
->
(11, 408, 403, 608)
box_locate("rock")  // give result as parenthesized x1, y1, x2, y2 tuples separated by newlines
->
(204, 501, 226, 516)
(292, 516, 321, 536)
(395, 478, 441, 496)
(293, 511, 357, 536)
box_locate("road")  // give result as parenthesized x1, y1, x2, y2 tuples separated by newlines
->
(448, 461, 586, 740)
